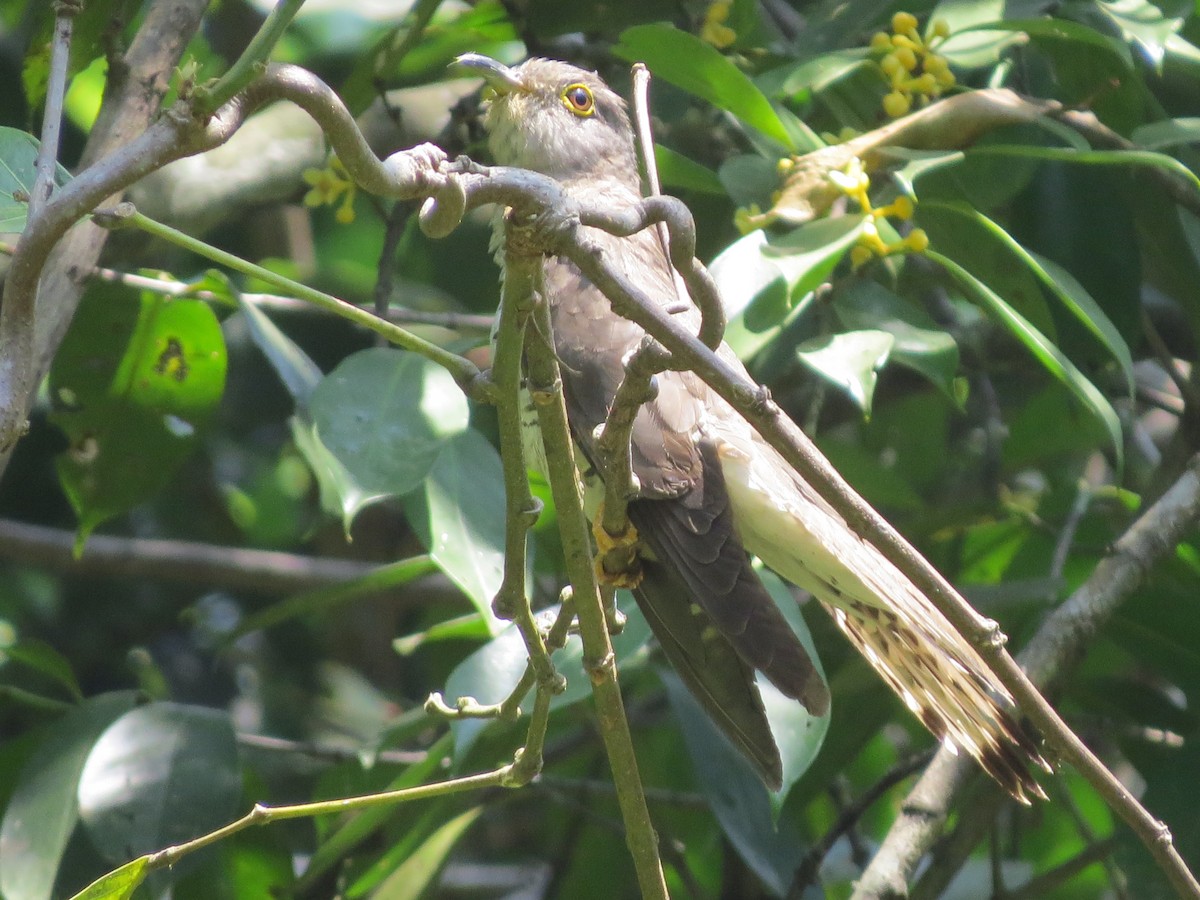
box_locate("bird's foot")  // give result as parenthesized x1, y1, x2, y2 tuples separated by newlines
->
(592, 510, 643, 589)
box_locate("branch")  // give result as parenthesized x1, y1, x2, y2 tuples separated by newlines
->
(855, 455, 1200, 897)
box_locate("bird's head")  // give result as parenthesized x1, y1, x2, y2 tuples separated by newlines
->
(455, 54, 638, 184)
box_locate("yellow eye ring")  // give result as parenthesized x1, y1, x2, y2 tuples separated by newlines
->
(561, 83, 595, 117)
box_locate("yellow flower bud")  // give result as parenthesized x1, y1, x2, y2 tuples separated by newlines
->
(871, 32, 893, 51)
(913, 73, 937, 94)
(894, 46, 918, 71)
(851, 244, 875, 268)
(891, 195, 915, 219)
(892, 11, 919, 34)
(905, 228, 930, 252)
(935, 68, 957, 87)
(932, 19, 951, 39)
(881, 53, 903, 77)
(883, 90, 911, 118)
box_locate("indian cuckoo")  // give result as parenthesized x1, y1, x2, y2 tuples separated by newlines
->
(458, 53, 1048, 801)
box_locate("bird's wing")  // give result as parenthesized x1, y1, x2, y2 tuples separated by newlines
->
(543, 225, 829, 715)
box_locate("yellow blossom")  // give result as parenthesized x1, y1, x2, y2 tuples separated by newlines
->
(701, 2, 736, 48)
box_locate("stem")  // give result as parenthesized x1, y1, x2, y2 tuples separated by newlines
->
(198, 0, 306, 112)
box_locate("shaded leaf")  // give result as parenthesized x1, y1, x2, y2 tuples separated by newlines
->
(2, 639, 83, 702)
(235, 293, 322, 408)
(0, 692, 137, 900)
(366, 807, 482, 900)
(78, 704, 241, 874)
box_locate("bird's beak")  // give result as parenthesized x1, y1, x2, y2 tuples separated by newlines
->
(454, 53, 524, 94)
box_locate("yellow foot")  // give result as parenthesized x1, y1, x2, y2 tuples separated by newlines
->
(592, 503, 643, 589)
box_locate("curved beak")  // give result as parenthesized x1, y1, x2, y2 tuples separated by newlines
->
(454, 53, 524, 94)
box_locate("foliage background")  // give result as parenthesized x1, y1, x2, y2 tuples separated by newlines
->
(0, 0, 1199, 897)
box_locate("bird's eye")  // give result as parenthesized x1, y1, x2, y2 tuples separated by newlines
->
(561, 83, 595, 117)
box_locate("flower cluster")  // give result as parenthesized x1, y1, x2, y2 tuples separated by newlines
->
(828, 157, 928, 267)
(700, 1, 736, 48)
(301, 156, 357, 224)
(870, 12, 955, 118)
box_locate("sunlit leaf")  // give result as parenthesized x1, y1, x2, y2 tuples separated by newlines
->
(615, 24, 794, 148)
(50, 287, 227, 551)
(66, 857, 149, 900)
(796, 330, 894, 414)
(0, 126, 71, 231)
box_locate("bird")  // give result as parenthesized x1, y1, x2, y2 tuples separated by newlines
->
(456, 53, 1049, 801)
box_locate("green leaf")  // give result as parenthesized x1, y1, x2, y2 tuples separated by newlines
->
(777, 48, 870, 96)
(1131, 117, 1200, 150)
(661, 670, 807, 895)
(306, 348, 469, 530)
(230, 556, 440, 640)
(0, 692, 137, 900)
(922, 201, 1134, 395)
(66, 857, 149, 900)
(653, 144, 724, 195)
(362, 806, 483, 900)
(417, 429, 506, 627)
(2, 639, 83, 702)
(614, 24, 794, 149)
(928, 250, 1123, 464)
(445, 594, 653, 760)
(235, 293, 322, 408)
(1094, 0, 1184, 70)
(77, 704, 241, 873)
(50, 287, 226, 551)
(0, 126, 72, 231)
(796, 330, 894, 414)
(834, 280, 961, 400)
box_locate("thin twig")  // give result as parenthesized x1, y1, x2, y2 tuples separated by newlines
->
(29, 1, 79, 220)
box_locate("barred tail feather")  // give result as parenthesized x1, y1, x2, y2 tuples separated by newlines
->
(825, 598, 1049, 804)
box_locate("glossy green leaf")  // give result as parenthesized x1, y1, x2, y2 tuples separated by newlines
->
(834, 280, 961, 400)
(0, 692, 137, 900)
(0, 126, 72, 230)
(1094, 0, 1184, 70)
(66, 857, 149, 900)
(306, 348, 469, 529)
(614, 24, 794, 148)
(778, 48, 870, 95)
(419, 429, 506, 627)
(365, 806, 482, 899)
(797, 330, 894, 414)
(928, 250, 1123, 463)
(78, 704, 241, 871)
(50, 288, 227, 550)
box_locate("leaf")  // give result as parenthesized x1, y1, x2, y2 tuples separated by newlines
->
(2, 639, 83, 701)
(796, 330, 895, 414)
(66, 857, 149, 900)
(777, 48, 871, 96)
(416, 429, 506, 627)
(614, 24, 794, 149)
(834, 280, 961, 400)
(306, 348, 469, 530)
(653, 144, 724, 195)
(235, 292, 323, 408)
(922, 201, 1134, 395)
(1131, 117, 1200, 150)
(1094, 0, 1184, 70)
(928, 250, 1123, 464)
(445, 594, 653, 760)
(50, 287, 227, 549)
(0, 692, 137, 900)
(365, 807, 483, 900)
(0, 128, 72, 231)
(661, 671, 807, 896)
(77, 704, 241, 876)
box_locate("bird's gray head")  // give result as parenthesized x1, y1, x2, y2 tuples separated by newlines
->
(455, 54, 638, 184)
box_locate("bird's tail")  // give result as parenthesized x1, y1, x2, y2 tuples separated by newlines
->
(824, 597, 1050, 805)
